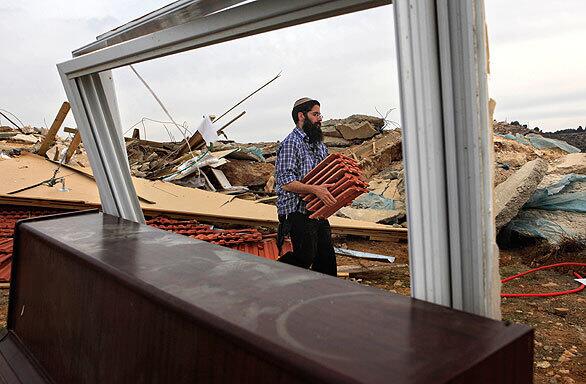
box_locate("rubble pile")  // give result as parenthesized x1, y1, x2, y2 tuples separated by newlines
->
(492, 122, 585, 247)
(0, 125, 44, 157)
(0, 124, 89, 166)
(1, 114, 583, 247)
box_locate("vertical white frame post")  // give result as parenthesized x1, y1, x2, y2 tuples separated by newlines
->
(59, 72, 145, 223)
(394, 0, 500, 318)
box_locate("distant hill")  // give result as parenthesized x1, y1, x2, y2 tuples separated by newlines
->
(542, 129, 585, 152)
(493, 121, 585, 152)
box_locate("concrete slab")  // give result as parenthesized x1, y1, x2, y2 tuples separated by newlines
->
(552, 153, 586, 175)
(337, 206, 404, 224)
(494, 158, 547, 231)
(322, 125, 343, 138)
(323, 136, 351, 147)
(336, 121, 378, 140)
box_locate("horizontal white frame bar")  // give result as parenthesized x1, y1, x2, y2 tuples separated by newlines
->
(73, 0, 245, 56)
(59, 0, 390, 78)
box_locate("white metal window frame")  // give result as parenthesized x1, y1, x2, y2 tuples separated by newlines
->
(58, 0, 499, 318)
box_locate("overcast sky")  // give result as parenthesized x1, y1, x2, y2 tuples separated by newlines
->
(1, 0, 585, 143)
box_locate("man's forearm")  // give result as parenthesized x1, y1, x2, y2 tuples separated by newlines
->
(282, 180, 315, 195)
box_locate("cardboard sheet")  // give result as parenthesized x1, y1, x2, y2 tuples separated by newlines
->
(0, 153, 407, 240)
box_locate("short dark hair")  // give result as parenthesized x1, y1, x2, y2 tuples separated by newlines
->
(292, 99, 320, 124)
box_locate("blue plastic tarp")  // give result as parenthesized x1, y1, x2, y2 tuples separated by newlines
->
(351, 192, 395, 210)
(505, 214, 576, 244)
(506, 174, 586, 244)
(525, 134, 580, 153)
(524, 174, 586, 213)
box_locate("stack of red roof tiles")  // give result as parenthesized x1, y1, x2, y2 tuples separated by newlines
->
(146, 217, 292, 258)
(147, 217, 264, 246)
(301, 153, 368, 219)
(0, 205, 66, 282)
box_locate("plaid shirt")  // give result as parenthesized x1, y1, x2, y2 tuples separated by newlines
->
(275, 127, 328, 215)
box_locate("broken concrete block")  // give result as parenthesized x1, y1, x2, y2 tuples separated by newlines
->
(336, 206, 404, 224)
(494, 159, 548, 231)
(336, 121, 378, 141)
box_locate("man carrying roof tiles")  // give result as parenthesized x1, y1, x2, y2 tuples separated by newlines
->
(275, 97, 337, 276)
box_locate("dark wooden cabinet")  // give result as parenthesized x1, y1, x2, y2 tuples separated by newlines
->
(0, 211, 533, 383)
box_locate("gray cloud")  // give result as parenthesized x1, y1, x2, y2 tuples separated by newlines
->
(0, 1, 584, 144)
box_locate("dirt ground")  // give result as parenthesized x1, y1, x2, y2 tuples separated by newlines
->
(0, 238, 583, 383)
(332, 238, 586, 384)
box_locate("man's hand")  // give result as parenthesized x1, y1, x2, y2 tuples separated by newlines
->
(282, 181, 337, 207)
(311, 184, 337, 207)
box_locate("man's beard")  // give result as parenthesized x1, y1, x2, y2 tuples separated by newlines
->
(302, 118, 323, 144)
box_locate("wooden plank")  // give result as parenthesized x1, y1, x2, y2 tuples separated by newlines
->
(37, 102, 70, 156)
(65, 131, 82, 163)
(63, 127, 78, 134)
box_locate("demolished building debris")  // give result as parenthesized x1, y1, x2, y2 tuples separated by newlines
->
(1, 115, 582, 248)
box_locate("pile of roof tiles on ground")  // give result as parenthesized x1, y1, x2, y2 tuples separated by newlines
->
(146, 217, 291, 259)
(302, 153, 368, 219)
(0, 207, 292, 283)
(0, 205, 66, 282)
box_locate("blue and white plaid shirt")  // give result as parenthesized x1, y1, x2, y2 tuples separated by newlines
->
(275, 127, 328, 216)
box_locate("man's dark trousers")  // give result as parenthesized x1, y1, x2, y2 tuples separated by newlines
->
(278, 212, 337, 276)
